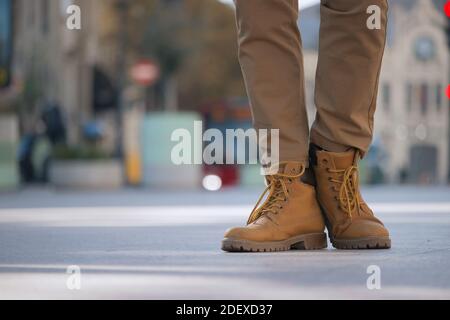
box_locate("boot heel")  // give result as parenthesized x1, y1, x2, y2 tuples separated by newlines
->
(291, 233, 328, 250)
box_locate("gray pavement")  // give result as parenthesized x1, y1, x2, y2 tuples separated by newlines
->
(0, 186, 449, 299)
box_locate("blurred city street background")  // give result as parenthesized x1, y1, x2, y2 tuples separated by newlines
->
(0, 0, 450, 299)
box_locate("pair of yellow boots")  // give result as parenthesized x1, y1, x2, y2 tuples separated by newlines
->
(222, 147, 391, 252)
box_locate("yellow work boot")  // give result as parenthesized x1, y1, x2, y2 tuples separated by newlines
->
(310, 145, 391, 249)
(221, 162, 327, 252)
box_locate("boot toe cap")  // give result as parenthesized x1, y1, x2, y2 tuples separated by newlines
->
(340, 219, 390, 239)
(224, 227, 248, 240)
(223, 225, 276, 242)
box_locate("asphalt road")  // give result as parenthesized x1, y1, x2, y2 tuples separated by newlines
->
(0, 186, 449, 299)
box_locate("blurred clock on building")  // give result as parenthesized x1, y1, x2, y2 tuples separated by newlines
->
(414, 36, 436, 61)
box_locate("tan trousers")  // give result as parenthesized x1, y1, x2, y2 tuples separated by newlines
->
(236, 0, 388, 167)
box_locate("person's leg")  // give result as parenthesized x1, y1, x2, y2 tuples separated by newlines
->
(310, 0, 391, 249)
(236, 0, 309, 166)
(311, 0, 387, 155)
(222, 0, 326, 252)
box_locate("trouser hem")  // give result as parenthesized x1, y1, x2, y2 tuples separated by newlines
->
(310, 130, 368, 158)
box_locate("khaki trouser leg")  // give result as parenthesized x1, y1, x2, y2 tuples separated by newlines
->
(310, 0, 388, 156)
(235, 0, 309, 166)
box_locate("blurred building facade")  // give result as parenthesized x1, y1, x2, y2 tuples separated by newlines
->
(301, 0, 449, 184)
(4, 0, 449, 186)
(11, 0, 121, 147)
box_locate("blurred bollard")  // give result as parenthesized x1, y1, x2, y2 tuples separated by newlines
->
(0, 114, 19, 190)
(140, 112, 202, 189)
(126, 152, 142, 185)
(124, 106, 144, 185)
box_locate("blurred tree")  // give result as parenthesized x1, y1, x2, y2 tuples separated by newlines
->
(177, 0, 246, 109)
(125, 0, 246, 111)
(142, 0, 186, 111)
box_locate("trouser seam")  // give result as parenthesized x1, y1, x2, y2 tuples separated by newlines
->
(367, 0, 388, 135)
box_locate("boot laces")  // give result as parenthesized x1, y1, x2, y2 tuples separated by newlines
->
(247, 165, 305, 225)
(328, 165, 362, 219)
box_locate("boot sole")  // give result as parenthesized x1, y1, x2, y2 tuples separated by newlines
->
(221, 232, 327, 253)
(332, 236, 391, 250)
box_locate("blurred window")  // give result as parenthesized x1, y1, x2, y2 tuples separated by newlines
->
(42, 0, 50, 35)
(0, 0, 12, 89)
(420, 83, 428, 116)
(406, 83, 413, 111)
(382, 83, 391, 112)
(92, 66, 118, 113)
(436, 84, 442, 111)
(28, 0, 35, 27)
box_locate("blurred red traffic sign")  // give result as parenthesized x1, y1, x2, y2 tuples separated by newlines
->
(445, 1, 450, 17)
(130, 59, 160, 87)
